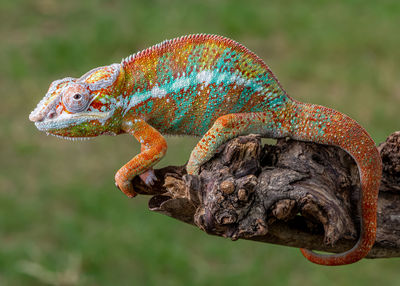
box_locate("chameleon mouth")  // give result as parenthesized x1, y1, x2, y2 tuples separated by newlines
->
(35, 117, 89, 132)
(34, 111, 113, 132)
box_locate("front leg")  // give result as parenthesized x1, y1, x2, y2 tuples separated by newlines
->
(115, 116, 167, 197)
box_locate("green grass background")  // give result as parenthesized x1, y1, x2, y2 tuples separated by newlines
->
(1, 0, 399, 285)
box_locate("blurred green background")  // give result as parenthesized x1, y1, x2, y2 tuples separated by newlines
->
(1, 0, 399, 285)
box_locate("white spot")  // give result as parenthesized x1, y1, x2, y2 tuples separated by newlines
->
(151, 86, 167, 98)
(196, 70, 214, 85)
(172, 77, 190, 90)
(216, 73, 227, 84)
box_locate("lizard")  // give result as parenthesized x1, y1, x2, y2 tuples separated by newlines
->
(29, 34, 382, 266)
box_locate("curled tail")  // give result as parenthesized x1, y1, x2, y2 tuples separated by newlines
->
(289, 101, 382, 266)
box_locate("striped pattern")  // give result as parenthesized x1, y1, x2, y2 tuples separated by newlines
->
(121, 34, 289, 135)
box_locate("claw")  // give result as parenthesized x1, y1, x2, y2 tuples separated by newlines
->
(139, 169, 157, 186)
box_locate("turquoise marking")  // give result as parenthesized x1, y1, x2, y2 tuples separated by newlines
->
(170, 87, 196, 127)
(125, 69, 266, 113)
(202, 84, 228, 131)
(215, 48, 235, 73)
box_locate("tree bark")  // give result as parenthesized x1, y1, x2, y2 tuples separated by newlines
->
(131, 131, 400, 259)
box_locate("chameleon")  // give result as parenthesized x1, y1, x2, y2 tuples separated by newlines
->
(29, 34, 382, 266)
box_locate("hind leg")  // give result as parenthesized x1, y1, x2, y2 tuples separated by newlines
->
(187, 112, 281, 174)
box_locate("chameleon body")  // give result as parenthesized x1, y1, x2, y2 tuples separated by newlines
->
(29, 34, 382, 266)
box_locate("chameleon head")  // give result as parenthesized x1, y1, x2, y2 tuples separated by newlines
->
(29, 63, 125, 139)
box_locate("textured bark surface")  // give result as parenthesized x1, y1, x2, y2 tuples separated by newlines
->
(131, 131, 400, 258)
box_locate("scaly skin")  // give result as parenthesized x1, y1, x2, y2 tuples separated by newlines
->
(29, 34, 382, 266)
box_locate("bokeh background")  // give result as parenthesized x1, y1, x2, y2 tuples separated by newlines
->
(1, 0, 399, 285)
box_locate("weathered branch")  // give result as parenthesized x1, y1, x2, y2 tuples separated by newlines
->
(131, 131, 400, 259)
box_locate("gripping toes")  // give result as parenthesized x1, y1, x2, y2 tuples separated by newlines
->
(139, 168, 158, 186)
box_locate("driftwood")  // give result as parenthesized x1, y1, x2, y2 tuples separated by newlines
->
(131, 131, 400, 259)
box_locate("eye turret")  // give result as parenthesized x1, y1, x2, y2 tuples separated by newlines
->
(62, 85, 90, 113)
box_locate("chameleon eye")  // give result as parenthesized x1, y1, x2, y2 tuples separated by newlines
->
(63, 88, 90, 113)
(73, 93, 82, 100)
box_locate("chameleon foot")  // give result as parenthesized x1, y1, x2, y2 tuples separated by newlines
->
(139, 168, 157, 186)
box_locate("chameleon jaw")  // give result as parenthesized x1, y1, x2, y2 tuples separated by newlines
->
(45, 132, 94, 141)
(33, 111, 114, 132)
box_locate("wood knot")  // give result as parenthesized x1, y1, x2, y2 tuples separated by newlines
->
(220, 179, 235, 195)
